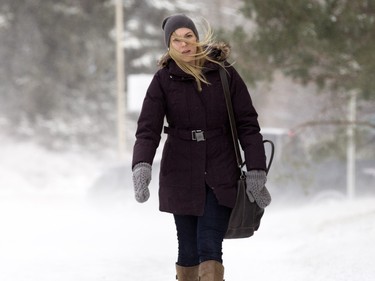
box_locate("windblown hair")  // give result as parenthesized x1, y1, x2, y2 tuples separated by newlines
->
(158, 19, 223, 91)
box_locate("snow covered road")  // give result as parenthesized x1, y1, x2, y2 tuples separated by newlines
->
(0, 140, 374, 281)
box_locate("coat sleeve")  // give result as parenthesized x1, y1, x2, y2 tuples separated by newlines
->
(132, 72, 166, 168)
(228, 66, 267, 171)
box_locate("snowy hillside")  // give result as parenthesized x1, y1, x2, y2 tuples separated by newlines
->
(0, 138, 374, 281)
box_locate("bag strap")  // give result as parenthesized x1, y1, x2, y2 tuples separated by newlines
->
(219, 65, 244, 170)
(219, 65, 275, 175)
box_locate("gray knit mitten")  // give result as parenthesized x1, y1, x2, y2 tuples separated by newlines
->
(132, 162, 152, 203)
(245, 170, 271, 208)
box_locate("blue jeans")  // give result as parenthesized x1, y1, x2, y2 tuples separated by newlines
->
(174, 186, 232, 266)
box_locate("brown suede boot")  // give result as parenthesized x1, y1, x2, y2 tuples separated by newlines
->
(198, 260, 224, 281)
(176, 264, 199, 281)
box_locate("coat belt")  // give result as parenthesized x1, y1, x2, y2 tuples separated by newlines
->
(164, 126, 227, 142)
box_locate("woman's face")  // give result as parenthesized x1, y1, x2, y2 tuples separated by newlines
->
(170, 27, 198, 64)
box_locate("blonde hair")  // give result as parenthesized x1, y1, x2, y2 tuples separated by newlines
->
(159, 19, 222, 91)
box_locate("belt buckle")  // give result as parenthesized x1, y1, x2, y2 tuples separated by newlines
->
(191, 130, 205, 142)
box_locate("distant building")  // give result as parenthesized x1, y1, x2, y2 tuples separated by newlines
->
(127, 74, 153, 113)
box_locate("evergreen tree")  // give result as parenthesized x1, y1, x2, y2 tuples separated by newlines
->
(238, 0, 375, 99)
(230, 0, 375, 191)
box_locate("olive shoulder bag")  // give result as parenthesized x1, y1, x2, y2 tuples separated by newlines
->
(219, 65, 275, 239)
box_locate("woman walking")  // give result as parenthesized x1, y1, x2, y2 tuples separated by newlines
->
(132, 14, 270, 281)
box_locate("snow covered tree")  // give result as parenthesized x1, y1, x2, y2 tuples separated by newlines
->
(0, 0, 202, 149)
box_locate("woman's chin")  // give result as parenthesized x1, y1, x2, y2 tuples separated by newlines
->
(181, 56, 195, 64)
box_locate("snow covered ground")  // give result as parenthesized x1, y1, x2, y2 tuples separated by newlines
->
(0, 138, 374, 281)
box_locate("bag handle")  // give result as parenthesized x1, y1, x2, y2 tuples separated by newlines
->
(219, 65, 274, 175)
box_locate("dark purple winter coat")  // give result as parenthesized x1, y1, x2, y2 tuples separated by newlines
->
(132, 43, 266, 216)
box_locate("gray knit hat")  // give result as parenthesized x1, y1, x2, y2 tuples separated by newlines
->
(161, 14, 199, 47)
